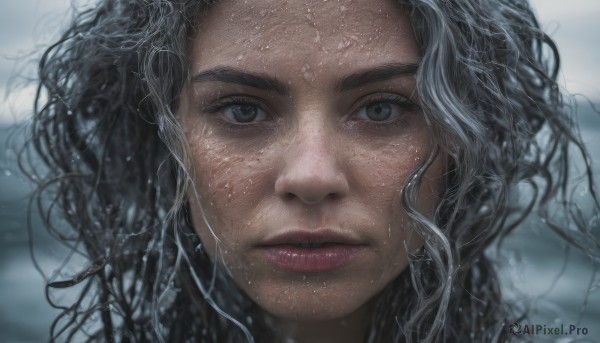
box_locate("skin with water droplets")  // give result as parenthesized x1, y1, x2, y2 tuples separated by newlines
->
(178, 0, 444, 342)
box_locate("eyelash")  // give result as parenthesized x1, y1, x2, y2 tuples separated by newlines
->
(201, 94, 417, 130)
(202, 96, 270, 130)
(352, 93, 416, 129)
(203, 96, 261, 113)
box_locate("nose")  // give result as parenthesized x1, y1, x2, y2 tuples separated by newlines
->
(274, 122, 349, 205)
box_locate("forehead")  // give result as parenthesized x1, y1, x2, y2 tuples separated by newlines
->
(191, 0, 419, 74)
(198, 0, 405, 35)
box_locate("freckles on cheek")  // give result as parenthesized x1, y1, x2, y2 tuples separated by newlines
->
(186, 135, 274, 242)
(354, 135, 440, 226)
(354, 153, 412, 210)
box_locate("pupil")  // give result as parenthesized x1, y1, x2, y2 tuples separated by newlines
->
(232, 104, 258, 123)
(366, 102, 392, 121)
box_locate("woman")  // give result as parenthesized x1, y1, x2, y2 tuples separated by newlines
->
(22, 0, 599, 342)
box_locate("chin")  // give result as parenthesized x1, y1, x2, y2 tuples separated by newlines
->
(262, 298, 368, 323)
(240, 276, 381, 323)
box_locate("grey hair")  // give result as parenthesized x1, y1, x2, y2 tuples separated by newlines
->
(20, 0, 599, 342)
(381, 0, 600, 341)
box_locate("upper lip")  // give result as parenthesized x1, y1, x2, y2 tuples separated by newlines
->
(257, 229, 366, 247)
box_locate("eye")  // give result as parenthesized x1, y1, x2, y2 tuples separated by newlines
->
(223, 103, 267, 124)
(202, 96, 269, 125)
(364, 102, 393, 121)
(354, 94, 412, 123)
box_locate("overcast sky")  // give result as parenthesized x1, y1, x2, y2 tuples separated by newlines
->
(1, 0, 599, 123)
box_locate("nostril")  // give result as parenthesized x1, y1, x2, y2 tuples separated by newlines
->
(276, 176, 348, 205)
(282, 190, 327, 205)
(274, 132, 350, 205)
(282, 192, 296, 202)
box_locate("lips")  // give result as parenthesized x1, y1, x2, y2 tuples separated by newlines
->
(257, 230, 367, 272)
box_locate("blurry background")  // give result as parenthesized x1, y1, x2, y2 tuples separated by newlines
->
(1, 0, 598, 342)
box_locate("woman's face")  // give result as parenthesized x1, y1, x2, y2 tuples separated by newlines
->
(178, 0, 443, 323)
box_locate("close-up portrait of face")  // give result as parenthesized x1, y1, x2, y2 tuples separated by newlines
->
(179, 0, 440, 326)
(1, 0, 599, 342)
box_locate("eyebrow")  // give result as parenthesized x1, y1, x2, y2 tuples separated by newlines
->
(335, 63, 419, 92)
(191, 67, 290, 96)
(190, 62, 419, 95)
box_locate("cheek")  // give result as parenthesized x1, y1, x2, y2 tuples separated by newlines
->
(417, 156, 445, 215)
(186, 135, 275, 252)
(352, 139, 435, 216)
(353, 139, 441, 266)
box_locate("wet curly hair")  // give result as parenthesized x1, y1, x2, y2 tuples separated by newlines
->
(20, 0, 599, 342)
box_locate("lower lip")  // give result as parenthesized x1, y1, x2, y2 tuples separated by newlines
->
(260, 244, 364, 272)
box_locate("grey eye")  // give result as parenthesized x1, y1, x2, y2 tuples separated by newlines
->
(229, 104, 260, 123)
(221, 103, 268, 124)
(365, 102, 392, 121)
(354, 94, 411, 124)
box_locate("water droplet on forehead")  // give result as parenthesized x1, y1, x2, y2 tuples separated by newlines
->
(313, 30, 321, 43)
(300, 63, 316, 83)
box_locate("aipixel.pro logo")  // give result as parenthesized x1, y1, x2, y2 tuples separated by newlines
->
(508, 322, 589, 336)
